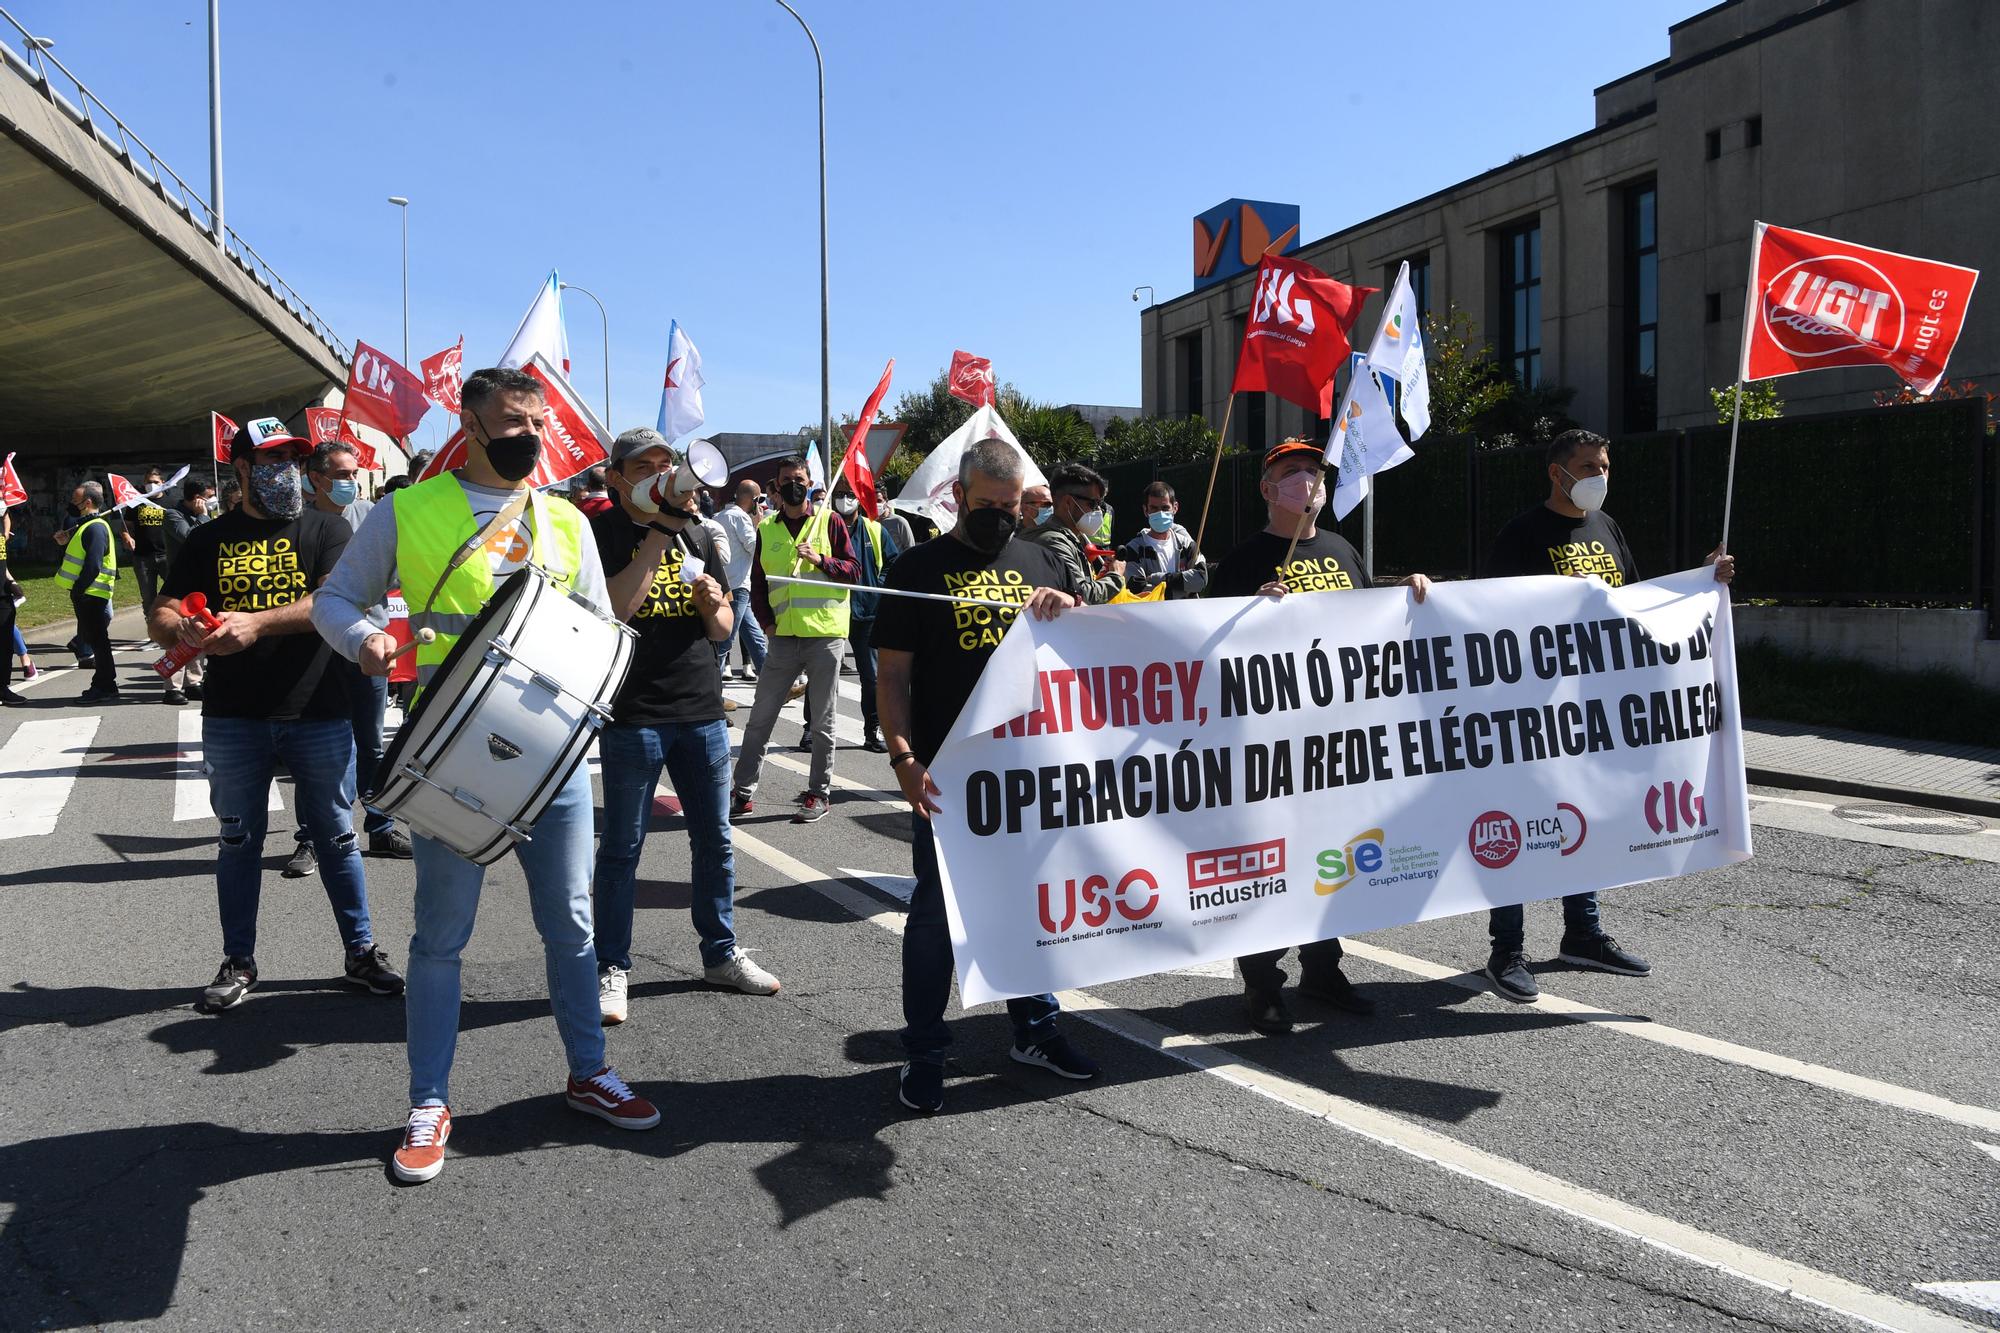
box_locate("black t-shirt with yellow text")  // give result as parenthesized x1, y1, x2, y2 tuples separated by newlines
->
(591, 509, 730, 727)
(1211, 528, 1371, 599)
(872, 532, 1069, 765)
(131, 502, 167, 557)
(1488, 505, 1637, 586)
(162, 508, 349, 720)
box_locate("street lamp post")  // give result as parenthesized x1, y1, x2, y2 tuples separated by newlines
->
(207, 0, 222, 248)
(773, 0, 830, 482)
(388, 197, 409, 365)
(558, 282, 612, 429)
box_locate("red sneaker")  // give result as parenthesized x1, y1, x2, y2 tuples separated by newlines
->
(565, 1066, 660, 1130)
(392, 1104, 451, 1183)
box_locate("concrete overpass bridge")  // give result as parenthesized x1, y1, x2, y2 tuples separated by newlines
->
(0, 11, 350, 531)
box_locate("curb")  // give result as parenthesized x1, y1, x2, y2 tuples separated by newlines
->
(21, 606, 150, 649)
(1747, 765, 2000, 822)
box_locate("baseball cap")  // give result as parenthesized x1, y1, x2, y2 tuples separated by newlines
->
(610, 427, 674, 463)
(1261, 437, 1322, 471)
(231, 416, 306, 461)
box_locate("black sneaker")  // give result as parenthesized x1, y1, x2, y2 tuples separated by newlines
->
(1558, 934, 1651, 976)
(1245, 988, 1295, 1035)
(898, 1061, 944, 1113)
(1486, 952, 1540, 1003)
(793, 735, 813, 752)
(368, 828, 413, 858)
(1011, 1033, 1098, 1080)
(345, 945, 406, 995)
(1298, 967, 1376, 1016)
(185, 681, 204, 701)
(792, 792, 831, 823)
(729, 790, 753, 820)
(283, 842, 317, 879)
(0, 690, 25, 707)
(79, 686, 120, 703)
(862, 729, 888, 754)
(200, 957, 257, 1012)
(162, 687, 188, 706)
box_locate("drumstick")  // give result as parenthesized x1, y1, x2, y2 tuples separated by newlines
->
(386, 628, 436, 663)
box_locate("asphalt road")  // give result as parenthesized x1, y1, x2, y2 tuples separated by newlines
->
(2, 621, 1996, 1332)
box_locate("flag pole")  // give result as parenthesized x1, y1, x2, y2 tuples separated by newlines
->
(1190, 393, 1236, 555)
(1720, 379, 1744, 554)
(1276, 464, 1326, 577)
(1362, 489, 1375, 583)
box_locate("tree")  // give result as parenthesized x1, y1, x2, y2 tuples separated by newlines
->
(1420, 307, 1512, 436)
(1871, 377, 1993, 431)
(1098, 415, 1225, 467)
(1477, 378, 1580, 449)
(1710, 381, 1784, 423)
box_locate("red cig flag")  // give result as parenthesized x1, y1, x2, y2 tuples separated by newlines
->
(947, 350, 995, 408)
(841, 358, 895, 520)
(1230, 253, 1373, 417)
(1740, 222, 1980, 395)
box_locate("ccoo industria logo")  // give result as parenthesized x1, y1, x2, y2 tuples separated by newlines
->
(1760, 255, 1903, 360)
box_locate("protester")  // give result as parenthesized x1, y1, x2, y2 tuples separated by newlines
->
(832, 483, 899, 752)
(874, 436, 1097, 1113)
(3, 505, 37, 681)
(715, 480, 766, 680)
(160, 481, 213, 702)
(878, 504, 915, 556)
(1211, 438, 1432, 1035)
(313, 367, 658, 1184)
(1478, 428, 1738, 1003)
(150, 417, 402, 1016)
(382, 474, 413, 495)
(55, 480, 119, 702)
(573, 464, 615, 517)
(1024, 462, 1125, 603)
(0, 503, 22, 706)
(589, 428, 780, 1027)
(128, 467, 172, 610)
(219, 479, 242, 514)
(285, 442, 409, 869)
(731, 455, 859, 825)
(1117, 480, 1208, 599)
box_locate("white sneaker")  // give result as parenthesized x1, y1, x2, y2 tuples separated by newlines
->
(739, 667, 757, 682)
(598, 966, 629, 1025)
(703, 947, 780, 995)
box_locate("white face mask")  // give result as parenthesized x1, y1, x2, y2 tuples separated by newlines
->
(1075, 505, 1106, 535)
(1563, 468, 1609, 513)
(834, 496, 857, 517)
(1272, 470, 1323, 515)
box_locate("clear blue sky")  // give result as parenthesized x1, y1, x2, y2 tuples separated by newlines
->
(11, 0, 1693, 445)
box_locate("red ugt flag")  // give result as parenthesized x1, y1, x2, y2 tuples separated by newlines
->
(305, 407, 344, 446)
(1230, 254, 1374, 417)
(841, 358, 895, 520)
(421, 337, 465, 414)
(1740, 222, 1980, 395)
(107, 474, 141, 508)
(211, 412, 238, 465)
(0, 452, 26, 509)
(947, 349, 995, 408)
(343, 341, 431, 441)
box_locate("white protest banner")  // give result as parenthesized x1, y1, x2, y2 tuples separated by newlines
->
(927, 568, 1752, 1006)
(892, 405, 1047, 535)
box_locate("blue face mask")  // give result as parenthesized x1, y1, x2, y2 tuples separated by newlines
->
(326, 479, 360, 507)
(1147, 510, 1174, 534)
(1035, 506, 1054, 527)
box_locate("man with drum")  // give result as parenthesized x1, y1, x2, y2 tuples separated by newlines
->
(589, 427, 780, 1028)
(313, 367, 659, 1185)
(150, 417, 402, 1016)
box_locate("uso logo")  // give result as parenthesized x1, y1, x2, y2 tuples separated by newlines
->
(1762, 255, 1902, 360)
(1467, 811, 1522, 870)
(1037, 870, 1159, 935)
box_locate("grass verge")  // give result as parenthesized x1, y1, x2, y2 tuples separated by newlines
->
(1736, 640, 2000, 748)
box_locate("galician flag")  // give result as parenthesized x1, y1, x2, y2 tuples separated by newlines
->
(498, 271, 571, 376)
(1328, 359, 1412, 521)
(656, 320, 706, 443)
(1366, 260, 1431, 440)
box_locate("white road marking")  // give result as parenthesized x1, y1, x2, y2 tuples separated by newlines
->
(1913, 1284, 2000, 1316)
(172, 711, 284, 822)
(836, 868, 915, 903)
(0, 717, 102, 839)
(1974, 1142, 2000, 1165)
(1754, 792, 2000, 841)
(1339, 939, 2000, 1136)
(726, 831, 1987, 1333)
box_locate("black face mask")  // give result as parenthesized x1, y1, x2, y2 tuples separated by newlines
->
(482, 432, 542, 483)
(959, 506, 1018, 555)
(778, 480, 809, 506)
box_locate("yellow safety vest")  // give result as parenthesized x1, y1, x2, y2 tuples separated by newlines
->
(393, 473, 587, 690)
(56, 515, 116, 599)
(758, 508, 849, 638)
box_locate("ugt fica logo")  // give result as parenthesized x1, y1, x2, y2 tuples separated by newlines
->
(1643, 781, 1708, 836)
(1761, 255, 1902, 359)
(1037, 869, 1159, 935)
(1467, 811, 1522, 870)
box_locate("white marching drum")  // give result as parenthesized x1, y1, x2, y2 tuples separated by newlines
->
(372, 565, 635, 864)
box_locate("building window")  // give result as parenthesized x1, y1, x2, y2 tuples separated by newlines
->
(1622, 183, 1658, 433)
(1497, 219, 1542, 386)
(1704, 128, 1722, 160)
(1243, 391, 1266, 452)
(1176, 330, 1204, 419)
(1705, 292, 1723, 324)
(1389, 252, 1432, 323)
(1745, 115, 1762, 148)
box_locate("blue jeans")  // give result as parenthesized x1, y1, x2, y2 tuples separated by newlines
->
(723, 585, 766, 672)
(202, 716, 372, 961)
(1489, 893, 1602, 955)
(594, 719, 736, 971)
(850, 617, 878, 730)
(902, 810, 1058, 1063)
(296, 662, 392, 841)
(406, 766, 604, 1105)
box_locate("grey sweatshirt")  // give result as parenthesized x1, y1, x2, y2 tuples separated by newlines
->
(312, 477, 608, 664)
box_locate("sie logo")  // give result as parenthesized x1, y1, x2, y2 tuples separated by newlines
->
(1315, 829, 1386, 895)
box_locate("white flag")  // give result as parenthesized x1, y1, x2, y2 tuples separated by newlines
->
(1365, 261, 1431, 440)
(498, 271, 571, 376)
(656, 320, 706, 443)
(1328, 363, 1413, 521)
(892, 405, 1048, 534)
